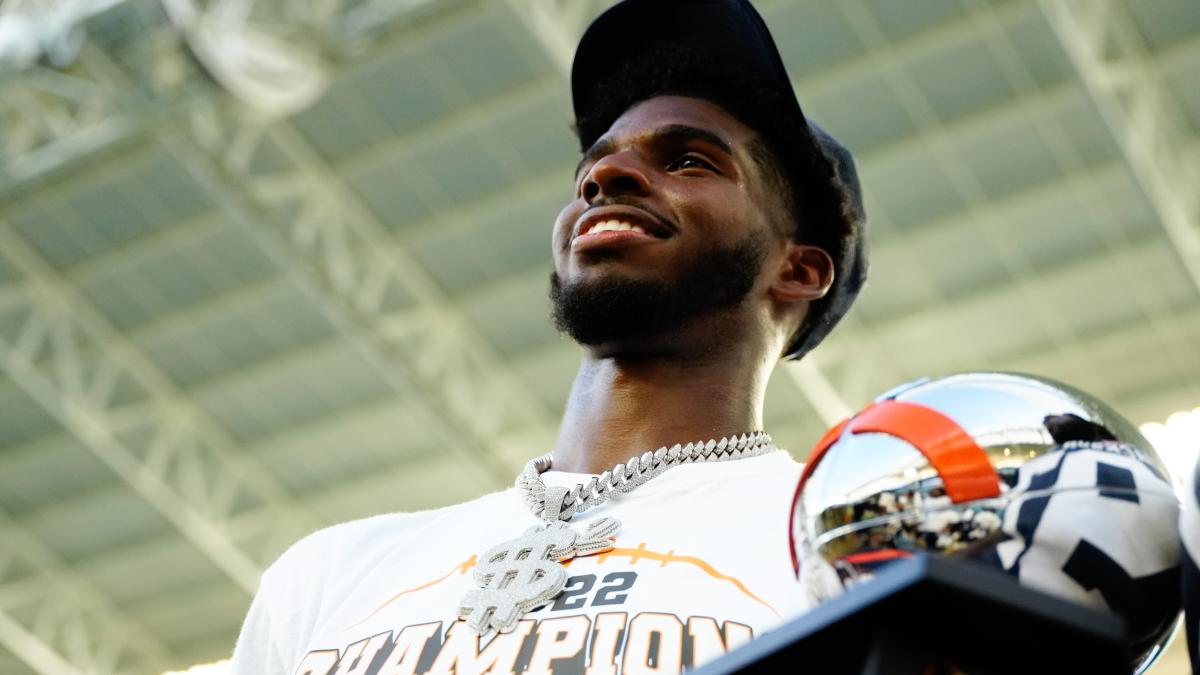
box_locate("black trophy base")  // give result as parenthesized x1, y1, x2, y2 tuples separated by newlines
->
(696, 554, 1131, 674)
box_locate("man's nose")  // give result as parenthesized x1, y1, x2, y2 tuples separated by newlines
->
(582, 151, 651, 202)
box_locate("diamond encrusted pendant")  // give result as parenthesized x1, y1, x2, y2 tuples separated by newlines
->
(458, 516, 620, 634)
(459, 431, 773, 634)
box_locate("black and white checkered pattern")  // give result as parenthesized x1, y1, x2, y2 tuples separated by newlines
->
(992, 442, 1181, 654)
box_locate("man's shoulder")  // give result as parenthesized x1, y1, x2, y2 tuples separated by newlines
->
(261, 488, 515, 583)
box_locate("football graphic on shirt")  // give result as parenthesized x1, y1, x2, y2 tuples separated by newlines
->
(790, 372, 1182, 673)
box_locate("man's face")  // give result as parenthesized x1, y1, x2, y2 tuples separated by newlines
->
(550, 95, 787, 349)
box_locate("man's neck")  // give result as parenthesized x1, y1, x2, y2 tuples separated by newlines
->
(551, 348, 771, 474)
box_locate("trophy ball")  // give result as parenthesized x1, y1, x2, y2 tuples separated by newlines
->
(789, 372, 1181, 673)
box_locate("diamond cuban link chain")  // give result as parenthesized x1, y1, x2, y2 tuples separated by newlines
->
(518, 430, 776, 522)
(458, 431, 776, 634)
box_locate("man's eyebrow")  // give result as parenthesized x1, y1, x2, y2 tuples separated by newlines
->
(651, 124, 734, 157)
(575, 124, 735, 177)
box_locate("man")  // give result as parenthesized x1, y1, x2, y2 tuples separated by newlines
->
(231, 0, 866, 672)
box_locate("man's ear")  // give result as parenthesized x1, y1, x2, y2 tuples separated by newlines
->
(770, 243, 834, 303)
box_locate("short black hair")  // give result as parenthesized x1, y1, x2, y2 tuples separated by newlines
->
(573, 43, 857, 358)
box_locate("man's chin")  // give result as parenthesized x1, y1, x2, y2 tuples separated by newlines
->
(549, 272, 675, 346)
(548, 230, 767, 350)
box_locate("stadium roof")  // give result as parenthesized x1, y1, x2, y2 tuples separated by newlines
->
(0, 0, 1197, 671)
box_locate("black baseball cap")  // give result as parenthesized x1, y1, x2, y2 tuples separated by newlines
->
(571, 0, 868, 360)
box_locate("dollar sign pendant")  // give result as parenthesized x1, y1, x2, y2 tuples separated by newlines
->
(459, 516, 620, 634)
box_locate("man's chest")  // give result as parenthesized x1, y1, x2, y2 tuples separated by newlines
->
(291, 499, 803, 674)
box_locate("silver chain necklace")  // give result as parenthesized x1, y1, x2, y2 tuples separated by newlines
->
(458, 431, 776, 634)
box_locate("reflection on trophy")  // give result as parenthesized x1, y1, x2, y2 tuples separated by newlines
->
(789, 372, 1181, 673)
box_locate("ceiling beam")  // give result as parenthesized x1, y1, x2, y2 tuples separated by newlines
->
(96, 9, 574, 482)
(0, 395, 460, 574)
(0, 0, 484, 201)
(145, 76, 560, 480)
(766, 0, 1034, 99)
(843, 234, 1190, 406)
(334, 72, 562, 180)
(861, 233, 1164, 346)
(35, 450, 506, 616)
(90, 274, 290, 361)
(0, 61, 153, 201)
(7, 0, 1104, 429)
(0, 225, 316, 594)
(0, 273, 292, 418)
(946, 0, 1196, 399)
(0, 60, 348, 658)
(0, 66, 338, 667)
(0, 506, 177, 675)
(1038, 0, 1200, 294)
(833, 0, 1132, 392)
(383, 47, 1113, 248)
(0, 1, 1180, 437)
(62, 22, 554, 501)
(62, 212, 227, 287)
(502, 0, 607, 73)
(999, 301, 1200, 377)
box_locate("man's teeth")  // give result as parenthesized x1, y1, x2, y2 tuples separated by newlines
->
(588, 220, 646, 235)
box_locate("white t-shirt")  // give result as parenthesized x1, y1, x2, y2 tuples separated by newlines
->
(231, 451, 810, 674)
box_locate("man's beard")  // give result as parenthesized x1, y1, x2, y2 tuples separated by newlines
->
(549, 231, 769, 347)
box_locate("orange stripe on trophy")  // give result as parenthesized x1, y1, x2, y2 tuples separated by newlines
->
(848, 400, 1001, 504)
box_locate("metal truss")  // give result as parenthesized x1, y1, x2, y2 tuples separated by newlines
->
(1, 2, 562, 489)
(0, 507, 176, 675)
(0, 220, 318, 671)
(866, 234, 1168, 383)
(960, 0, 1197, 403)
(0, 0, 465, 198)
(0, 234, 314, 667)
(0, 22, 555, 675)
(0, 224, 319, 574)
(0, 58, 149, 200)
(2, 1, 556, 560)
(835, 0, 1113, 393)
(1038, 0, 1200, 293)
(0, 13, 540, 675)
(11, 0, 555, 591)
(503, 0, 606, 73)
(153, 73, 559, 477)
(0, 8, 561, 487)
(1004, 301, 1200, 379)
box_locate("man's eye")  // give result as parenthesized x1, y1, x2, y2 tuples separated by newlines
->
(667, 155, 716, 172)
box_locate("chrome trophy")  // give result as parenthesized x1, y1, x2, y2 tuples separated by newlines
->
(789, 372, 1181, 673)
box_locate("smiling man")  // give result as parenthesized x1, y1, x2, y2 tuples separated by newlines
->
(231, 1, 866, 673)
